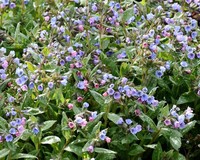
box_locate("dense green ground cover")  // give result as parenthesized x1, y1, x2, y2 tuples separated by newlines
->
(0, 0, 200, 159)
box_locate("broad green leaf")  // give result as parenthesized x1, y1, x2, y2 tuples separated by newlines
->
(128, 144, 145, 156)
(41, 136, 61, 144)
(158, 52, 174, 61)
(107, 113, 121, 124)
(53, 88, 65, 104)
(0, 116, 8, 128)
(121, 134, 139, 144)
(170, 136, 181, 151)
(172, 152, 186, 160)
(12, 153, 37, 159)
(94, 148, 117, 154)
(152, 142, 162, 160)
(141, 0, 146, 5)
(95, 153, 116, 160)
(90, 121, 102, 138)
(144, 144, 157, 149)
(160, 105, 169, 117)
(86, 112, 104, 132)
(24, 107, 44, 115)
(41, 120, 56, 131)
(0, 148, 10, 159)
(0, 78, 10, 92)
(122, 8, 133, 22)
(140, 113, 158, 131)
(64, 144, 82, 157)
(90, 90, 105, 106)
(42, 47, 50, 56)
(26, 61, 36, 72)
(101, 38, 110, 50)
(177, 92, 198, 104)
(181, 121, 196, 135)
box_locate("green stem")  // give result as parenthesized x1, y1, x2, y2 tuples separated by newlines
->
(104, 102, 111, 126)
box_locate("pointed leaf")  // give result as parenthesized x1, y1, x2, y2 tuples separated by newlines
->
(41, 120, 56, 131)
(41, 136, 61, 144)
(0, 148, 10, 159)
(90, 90, 105, 106)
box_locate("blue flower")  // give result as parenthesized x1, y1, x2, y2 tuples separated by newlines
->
(187, 53, 195, 60)
(113, 92, 121, 100)
(146, 13, 154, 20)
(83, 102, 89, 108)
(38, 84, 43, 91)
(32, 127, 39, 134)
(9, 128, 16, 135)
(5, 134, 13, 142)
(48, 82, 54, 89)
(117, 118, 124, 125)
(77, 81, 85, 89)
(180, 61, 188, 67)
(107, 88, 114, 95)
(29, 82, 34, 89)
(125, 119, 132, 125)
(155, 70, 163, 78)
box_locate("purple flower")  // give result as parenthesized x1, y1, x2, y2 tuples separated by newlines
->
(10, 121, 17, 127)
(60, 59, 65, 66)
(155, 70, 163, 78)
(38, 84, 43, 91)
(60, 79, 67, 86)
(77, 81, 85, 89)
(107, 88, 114, 95)
(146, 13, 154, 20)
(10, 2, 16, 9)
(8, 96, 15, 103)
(83, 102, 89, 108)
(32, 127, 39, 134)
(125, 119, 132, 125)
(164, 119, 171, 126)
(16, 118, 22, 125)
(141, 93, 148, 102)
(130, 125, 142, 135)
(1, 73, 7, 80)
(48, 82, 54, 89)
(172, 3, 181, 12)
(180, 61, 188, 67)
(5, 134, 13, 142)
(29, 82, 34, 89)
(87, 145, 94, 153)
(117, 118, 124, 125)
(113, 92, 121, 100)
(187, 53, 195, 60)
(9, 128, 16, 135)
(174, 121, 180, 128)
(191, 31, 197, 39)
(147, 96, 154, 105)
(99, 132, 106, 140)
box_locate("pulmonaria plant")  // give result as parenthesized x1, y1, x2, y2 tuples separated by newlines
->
(0, 0, 199, 160)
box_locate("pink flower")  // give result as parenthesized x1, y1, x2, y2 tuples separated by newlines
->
(103, 92, 108, 97)
(77, 96, 83, 102)
(44, 16, 50, 21)
(70, 63, 75, 69)
(68, 103, 73, 110)
(2, 60, 8, 69)
(68, 122, 75, 129)
(71, 51, 77, 57)
(21, 85, 28, 91)
(80, 119, 87, 127)
(105, 137, 111, 143)
(78, 25, 84, 32)
(135, 109, 141, 116)
(87, 145, 94, 153)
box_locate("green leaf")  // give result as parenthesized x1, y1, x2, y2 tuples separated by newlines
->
(94, 148, 117, 154)
(86, 112, 104, 133)
(95, 153, 116, 160)
(90, 121, 102, 138)
(42, 47, 50, 56)
(41, 136, 61, 144)
(181, 121, 196, 135)
(158, 52, 174, 61)
(121, 134, 139, 144)
(140, 113, 158, 131)
(12, 153, 37, 159)
(122, 8, 133, 22)
(101, 38, 110, 50)
(107, 113, 121, 124)
(53, 88, 65, 104)
(90, 90, 105, 106)
(141, 0, 146, 5)
(41, 120, 56, 131)
(0, 116, 8, 128)
(172, 152, 186, 160)
(64, 144, 82, 157)
(177, 92, 198, 105)
(152, 142, 162, 160)
(160, 105, 169, 117)
(26, 61, 36, 72)
(144, 144, 157, 149)
(128, 144, 145, 156)
(0, 78, 10, 92)
(24, 107, 44, 115)
(170, 136, 181, 151)
(0, 148, 10, 159)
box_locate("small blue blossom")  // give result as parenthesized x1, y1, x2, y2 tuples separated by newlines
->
(32, 127, 39, 134)
(125, 119, 132, 125)
(5, 134, 13, 142)
(83, 102, 89, 108)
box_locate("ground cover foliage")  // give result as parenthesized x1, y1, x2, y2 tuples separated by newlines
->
(0, 0, 200, 159)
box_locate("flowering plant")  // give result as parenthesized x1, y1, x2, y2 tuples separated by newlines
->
(0, 0, 199, 159)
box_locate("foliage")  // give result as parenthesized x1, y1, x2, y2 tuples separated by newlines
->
(0, 0, 200, 159)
